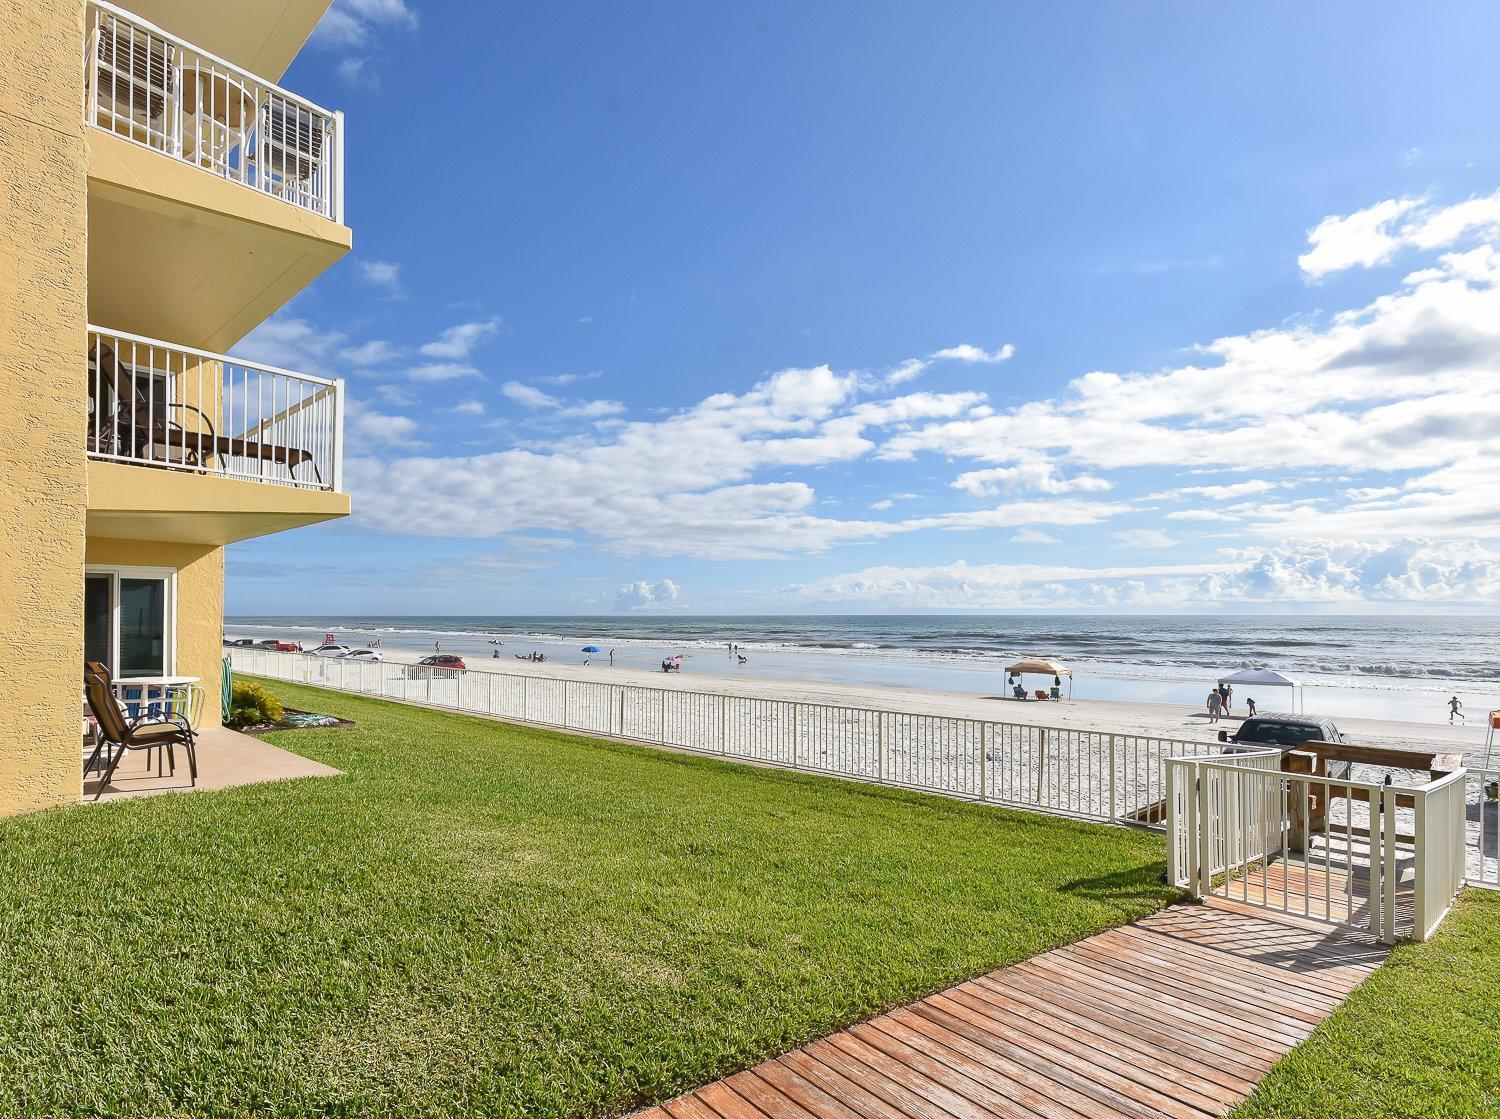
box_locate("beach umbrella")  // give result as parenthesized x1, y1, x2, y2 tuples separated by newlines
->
(581, 645, 601, 653)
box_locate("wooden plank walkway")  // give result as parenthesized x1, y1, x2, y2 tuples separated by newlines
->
(636, 900, 1389, 1119)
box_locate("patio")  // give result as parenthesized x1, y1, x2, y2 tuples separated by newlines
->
(84, 723, 340, 802)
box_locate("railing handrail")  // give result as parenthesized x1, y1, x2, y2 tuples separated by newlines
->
(89, 0, 338, 120)
(87, 323, 339, 387)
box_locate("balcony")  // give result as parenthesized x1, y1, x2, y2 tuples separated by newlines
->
(87, 324, 343, 490)
(86, 1, 343, 223)
(85, 325, 350, 546)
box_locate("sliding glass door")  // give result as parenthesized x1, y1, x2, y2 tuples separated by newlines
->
(83, 568, 175, 679)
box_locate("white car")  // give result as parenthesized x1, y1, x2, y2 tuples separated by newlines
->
(308, 644, 351, 657)
(337, 649, 383, 662)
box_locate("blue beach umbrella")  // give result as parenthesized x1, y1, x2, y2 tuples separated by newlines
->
(581, 645, 601, 653)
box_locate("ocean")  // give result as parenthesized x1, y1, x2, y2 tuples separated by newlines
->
(224, 614, 1500, 727)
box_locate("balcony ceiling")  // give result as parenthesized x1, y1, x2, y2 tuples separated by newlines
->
(88, 131, 350, 353)
(120, 0, 334, 82)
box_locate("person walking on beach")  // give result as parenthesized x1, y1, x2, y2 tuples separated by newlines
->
(1449, 696, 1465, 724)
(609, 649, 615, 666)
(1220, 683, 1233, 713)
(434, 640, 441, 654)
(1206, 689, 1222, 723)
(1246, 697, 1257, 717)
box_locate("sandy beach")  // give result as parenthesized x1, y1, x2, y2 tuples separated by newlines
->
(295, 643, 1492, 767)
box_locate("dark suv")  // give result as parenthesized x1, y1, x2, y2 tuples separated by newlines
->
(1219, 714, 1350, 778)
(1218, 713, 1345, 749)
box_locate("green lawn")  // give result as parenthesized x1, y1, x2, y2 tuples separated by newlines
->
(0, 679, 1175, 1119)
(1233, 888, 1500, 1119)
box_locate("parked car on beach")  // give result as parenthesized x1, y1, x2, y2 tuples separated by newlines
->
(257, 639, 301, 652)
(308, 644, 351, 657)
(338, 649, 382, 662)
(1219, 713, 1351, 778)
(404, 654, 466, 678)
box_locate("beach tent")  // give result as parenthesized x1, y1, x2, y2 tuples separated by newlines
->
(1005, 658, 1073, 699)
(1216, 667, 1302, 712)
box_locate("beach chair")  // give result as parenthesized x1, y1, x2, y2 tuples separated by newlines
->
(1034, 689, 1049, 701)
(84, 662, 198, 800)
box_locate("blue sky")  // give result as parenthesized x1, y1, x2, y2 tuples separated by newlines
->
(229, 0, 1500, 614)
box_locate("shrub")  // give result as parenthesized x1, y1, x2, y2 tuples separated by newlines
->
(227, 681, 284, 728)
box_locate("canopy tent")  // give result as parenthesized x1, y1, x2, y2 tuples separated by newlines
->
(1004, 658, 1073, 700)
(1006, 658, 1071, 677)
(1216, 667, 1302, 712)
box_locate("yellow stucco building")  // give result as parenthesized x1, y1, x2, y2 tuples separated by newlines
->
(1, 0, 351, 815)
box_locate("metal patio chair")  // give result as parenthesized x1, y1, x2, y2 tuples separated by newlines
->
(84, 662, 198, 800)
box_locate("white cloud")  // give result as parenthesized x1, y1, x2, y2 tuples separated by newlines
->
(313, 0, 419, 86)
(1299, 190, 1500, 278)
(1147, 480, 1280, 501)
(615, 579, 682, 611)
(449, 400, 485, 415)
(232, 316, 344, 370)
(420, 318, 502, 360)
(501, 381, 560, 409)
(1010, 527, 1061, 545)
(786, 539, 1500, 609)
(885, 343, 1014, 386)
(1299, 197, 1423, 278)
(342, 339, 401, 366)
(931, 343, 1015, 364)
(408, 362, 482, 382)
(347, 406, 421, 449)
(356, 260, 402, 294)
(952, 462, 1112, 497)
(1114, 529, 1177, 549)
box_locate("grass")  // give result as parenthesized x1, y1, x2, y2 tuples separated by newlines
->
(0, 678, 1175, 1119)
(1232, 889, 1500, 1119)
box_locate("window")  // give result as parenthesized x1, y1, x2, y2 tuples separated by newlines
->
(83, 567, 175, 679)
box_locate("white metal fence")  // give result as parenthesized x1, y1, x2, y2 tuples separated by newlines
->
(229, 648, 1228, 826)
(1466, 766, 1500, 891)
(1166, 753, 1470, 941)
(88, 325, 344, 491)
(86, 1, 344, 221)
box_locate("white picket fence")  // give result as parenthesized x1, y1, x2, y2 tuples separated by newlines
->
(229, 648, 1226, 827)
(1165, 751, 1472, 941)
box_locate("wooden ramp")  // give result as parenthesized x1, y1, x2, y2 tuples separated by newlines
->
(636, 901, 1388, 1119)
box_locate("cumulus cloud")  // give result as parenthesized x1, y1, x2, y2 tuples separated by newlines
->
(313, 0, 419, 86)
(787, 540, 1500, 609)
(347, 405, 421, 448)
(408, 362, 482, 382)
(356, 259, 402, 294)
(421, 318, 502, 360)
(342, 339, 401, 366)
(952, 462, 1113, 497)
(1299, 190, 1500, 278)
(232, 316, 345, 370)
(886, 342, 1014, 386)
(615, 579, 682, 611)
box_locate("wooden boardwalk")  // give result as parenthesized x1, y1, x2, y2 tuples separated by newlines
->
(636, 900, 1388, 1119)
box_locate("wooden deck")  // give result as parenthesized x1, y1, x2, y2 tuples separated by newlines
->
(636, 900, 1388, 1119)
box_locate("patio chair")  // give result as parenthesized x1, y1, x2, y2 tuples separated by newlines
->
(89, 339, 322, 483)
(254, 100, 326, 207)
(92, 20, 174, 146)
(84, 663, 198, 800)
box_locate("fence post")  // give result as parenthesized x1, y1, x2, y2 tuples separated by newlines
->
(1382, 784, 1399, 942)
(522, 676, 530, 721)
(792, 704, 800, 770)
(617, 686, 625, 736)
(1195, 761, 1211, 900)
(1107, 734, 1118, 820)
(718, 695, 726, 754)
(563, 679, 570, 728)
(487, 672, 494, 714)
(1035, 728, 1048, 801)
(658, 689, 665, 743)
(1413, 784, 1428, 942)
(1167, 761, 1182, 887)
(980, 723, 989, 802)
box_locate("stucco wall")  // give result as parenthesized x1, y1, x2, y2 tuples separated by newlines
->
(0, 0, 89, 816)
(86, 538, 227, 729)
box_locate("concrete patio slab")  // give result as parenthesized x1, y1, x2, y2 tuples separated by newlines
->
(85, 724, 340, 803)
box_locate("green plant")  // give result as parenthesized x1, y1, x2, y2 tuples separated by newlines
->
(226, 680, 285, 728)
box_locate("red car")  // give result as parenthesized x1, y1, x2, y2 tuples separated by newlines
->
(405, 654, 466, 678)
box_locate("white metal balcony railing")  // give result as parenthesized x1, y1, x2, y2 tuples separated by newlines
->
(87, 325, 344, 492)
(85, 1, 344, 222)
